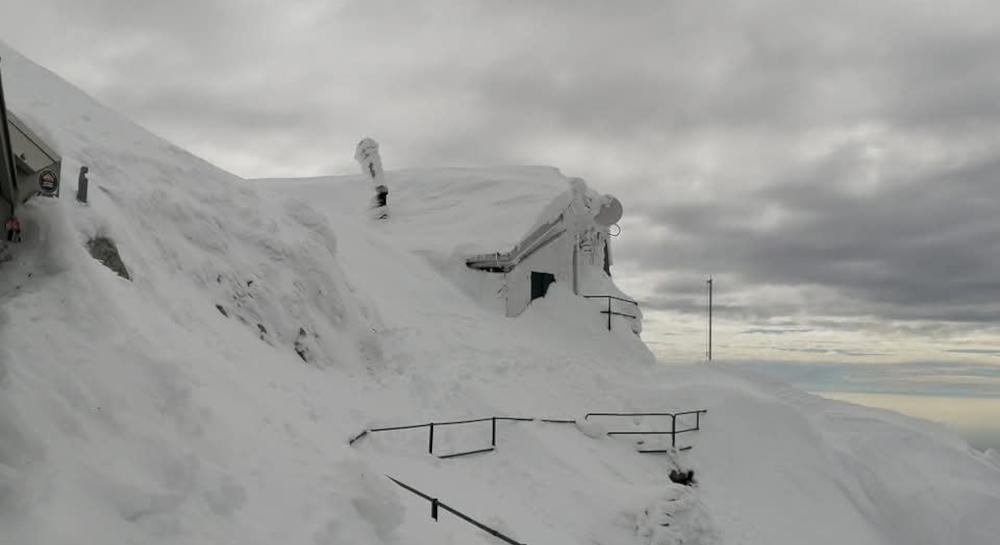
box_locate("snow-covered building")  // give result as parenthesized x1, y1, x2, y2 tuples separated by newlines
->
(466, 178, 641, 333)
(1, 66, 62, 219)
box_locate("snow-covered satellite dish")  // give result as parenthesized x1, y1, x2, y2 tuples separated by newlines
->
(594, 195, 623, 226)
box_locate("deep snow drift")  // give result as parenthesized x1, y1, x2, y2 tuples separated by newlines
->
(1, 42, 999, 545)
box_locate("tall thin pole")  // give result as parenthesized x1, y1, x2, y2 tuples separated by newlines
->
(707, 277, 713, 361)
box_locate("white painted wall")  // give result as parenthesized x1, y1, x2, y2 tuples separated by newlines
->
(503, 226, 622, 318)
(504, 230, 574, 317)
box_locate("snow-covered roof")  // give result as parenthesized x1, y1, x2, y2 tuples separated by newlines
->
(258, 165, 574, 259)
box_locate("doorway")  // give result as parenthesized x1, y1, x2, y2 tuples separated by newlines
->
(530, 271, 556, 301)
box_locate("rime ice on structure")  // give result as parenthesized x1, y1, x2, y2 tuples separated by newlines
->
(354, 137, 389, 219)
(464, 175, 634, 331)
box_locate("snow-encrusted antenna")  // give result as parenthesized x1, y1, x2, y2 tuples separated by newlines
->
(354, 137, 385, 187)
(593, 195, 623, 227)
(354, 137, 389, 219)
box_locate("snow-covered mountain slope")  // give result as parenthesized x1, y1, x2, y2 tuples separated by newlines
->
(1, 41, 999, 545)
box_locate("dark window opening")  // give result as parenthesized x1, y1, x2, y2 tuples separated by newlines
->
(531, 271, 556, 301)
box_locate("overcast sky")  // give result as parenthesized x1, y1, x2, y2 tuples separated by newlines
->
(2, 0, 999, 399)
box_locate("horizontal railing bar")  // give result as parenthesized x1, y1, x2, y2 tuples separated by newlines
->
(607, 431, 675, 436)
(387, 475, 434, 502)
(366, 415, 574, 434)
(674, 410, 709, 417)
(586, 412, 677, 418)
(581, 294, 638, 305)
(599, 311, 638, 319)
(585, 410, 708, 418)
(437, 502, 526, 545)
(353, 410, 706, 453)
(606, 428, 701, 436)
(371, 416, 505, 433)
(432, 417, 496, 427)
(369, 422, 430, 433)
(437, 447, 496, 459)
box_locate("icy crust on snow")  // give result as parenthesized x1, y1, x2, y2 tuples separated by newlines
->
(1, 41, 1000, 545)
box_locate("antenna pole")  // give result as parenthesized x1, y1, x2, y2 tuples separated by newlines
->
(707, 277, 713, 361)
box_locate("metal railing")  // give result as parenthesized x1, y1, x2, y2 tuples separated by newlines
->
(366, 412, 706, 544)
(387, 476, 528, 545)
(350, 410, 707, 456)
(581, 294, 639, 331)
(584, 410, 708, 452)
(349, 416, 576, 459)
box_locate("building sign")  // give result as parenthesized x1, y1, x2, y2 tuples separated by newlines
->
(38, 169, 58, 196)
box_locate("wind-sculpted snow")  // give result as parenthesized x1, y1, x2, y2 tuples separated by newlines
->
(1, 41, 999, 545)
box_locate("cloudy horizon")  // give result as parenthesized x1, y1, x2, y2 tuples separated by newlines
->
(2, 0, 999, 436)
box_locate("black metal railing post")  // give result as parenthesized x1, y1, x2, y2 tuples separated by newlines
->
(671, 414, 677, 448)
(431, 497, 439, 521)
(428, 423, 435, 455)
(491, 417, 497, 447)
(607, 298, 612, 330)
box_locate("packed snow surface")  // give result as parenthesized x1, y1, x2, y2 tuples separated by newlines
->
(1, 41, 999, 545)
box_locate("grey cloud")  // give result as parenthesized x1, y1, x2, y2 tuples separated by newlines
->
(626, 143, 1000, 327)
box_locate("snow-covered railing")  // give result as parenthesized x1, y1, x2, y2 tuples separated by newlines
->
(581, 294, 639, 331)
(584, 410, 708, 452)
(387, 475, 528, 545)
(348, 416, 576, 459)
(349, 410, 708, 456)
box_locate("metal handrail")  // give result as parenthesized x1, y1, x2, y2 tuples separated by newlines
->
(379, 411, 708, 544)
(581, 294, 640, 331)
(350, 410, 708, 455)
(584, 410, 708, 450)
(350, 415, 575, 459)
(388, 476, 528, 545)
(582, 294, 638, 305)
